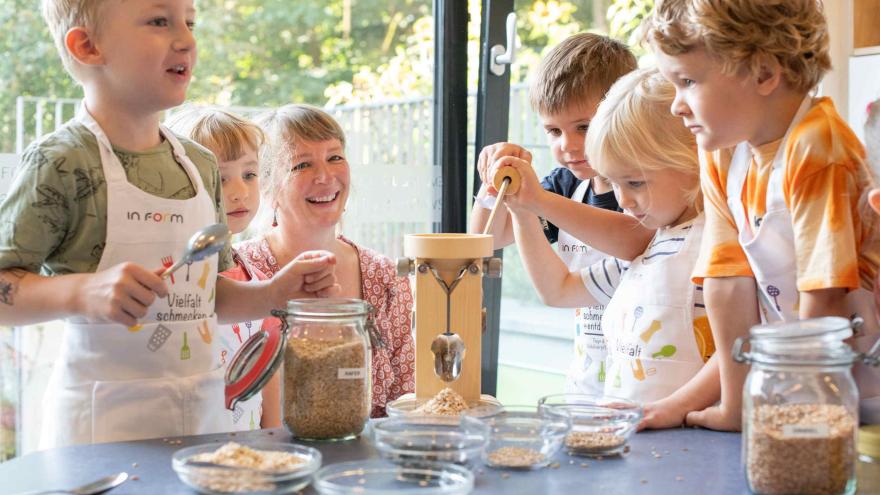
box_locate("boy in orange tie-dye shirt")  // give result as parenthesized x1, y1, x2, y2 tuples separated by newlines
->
(646, 0, 880, 430)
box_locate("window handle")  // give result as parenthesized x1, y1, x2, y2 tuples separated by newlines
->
(489, 12, 517, 76)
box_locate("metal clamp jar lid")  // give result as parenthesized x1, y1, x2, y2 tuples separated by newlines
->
(224, 298, 376, 411)
(733, 316, 880, 367)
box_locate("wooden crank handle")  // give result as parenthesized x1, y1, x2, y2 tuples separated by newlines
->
(482, 177, 512, 236)
(492, 166, 521, 195)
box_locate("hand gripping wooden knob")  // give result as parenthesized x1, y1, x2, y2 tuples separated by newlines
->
(492, 166, 521, 195)
(483, 167, 522, 236)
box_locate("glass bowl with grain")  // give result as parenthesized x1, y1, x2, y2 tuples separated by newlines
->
(172, 441, 321, 494)
(385, 389, 503, 420)
(538, 394, 642, 457)
(371, 414, 489, 469)
(471, 405, 571, 470)
(314, 460, 474, 495)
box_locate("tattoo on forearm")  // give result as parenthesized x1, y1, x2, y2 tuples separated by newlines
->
(0, 269, 25, 306)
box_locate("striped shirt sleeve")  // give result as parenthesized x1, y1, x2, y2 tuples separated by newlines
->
(580, 257, 627, 305)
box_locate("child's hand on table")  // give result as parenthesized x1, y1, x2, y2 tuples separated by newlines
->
(685, 403, 742, 432)
(639, 397, 689, 431)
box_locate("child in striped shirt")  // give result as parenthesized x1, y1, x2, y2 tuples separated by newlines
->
(492, 68, 716, 430)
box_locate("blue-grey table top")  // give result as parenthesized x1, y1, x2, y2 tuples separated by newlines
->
(1, 426, 877, 494)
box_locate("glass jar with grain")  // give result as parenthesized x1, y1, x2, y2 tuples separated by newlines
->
(734, 317, 880, 495)
(225, 298, 373, 441)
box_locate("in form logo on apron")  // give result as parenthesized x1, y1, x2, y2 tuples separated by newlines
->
(126, 211, 185, 223)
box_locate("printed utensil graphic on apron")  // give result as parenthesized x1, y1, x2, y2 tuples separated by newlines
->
(197, 320, 212, 344)
(181, 331, 191, 360)
(652, 344, 677, 359)
(631, 359, 646, 381)
(640, 320, 662, 343)
(161, 256, 176, 284)
(159, 223, 230, 280)
(631, 306, 643, 333)
(231, 323, 243, 343)
(598, 360, 606, 383)
(767, 285, 781, 311)
(147, 325, 172, 352)
(198, 263, 211, 289)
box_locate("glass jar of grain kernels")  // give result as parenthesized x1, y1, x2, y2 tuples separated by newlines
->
(277, 299, 373, 440)
(224, 298, 374, 441)
(734, 317, 880, 495)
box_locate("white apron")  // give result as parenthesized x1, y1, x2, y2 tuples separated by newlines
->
(40, 106, 239, 449)
(558, 180, 610, 395)
(725, 96, 880, 423)
(601, 217, 707, 403)
(216, 252, 266, 430)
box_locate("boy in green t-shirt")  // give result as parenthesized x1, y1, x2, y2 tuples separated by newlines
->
(0, 0, 339, 448)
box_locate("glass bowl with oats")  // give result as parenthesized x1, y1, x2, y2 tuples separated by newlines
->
(386, 389, 503, 420)
(314, 460, 474, 495)
(537, 394, 642, 458)
(371, 414, 490, 469)
(172, 441, 321, 494)
(472, 405, 571, 470)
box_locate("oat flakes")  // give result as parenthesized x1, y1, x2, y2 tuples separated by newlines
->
(413, 388, 469, 416)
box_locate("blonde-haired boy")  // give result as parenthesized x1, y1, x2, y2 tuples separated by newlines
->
(0, 0, 338, 448)
(647, 0, 880, 430)
(470, 33, 654, 396)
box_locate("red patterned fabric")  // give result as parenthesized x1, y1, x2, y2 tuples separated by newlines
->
(236, 235, 415, 417)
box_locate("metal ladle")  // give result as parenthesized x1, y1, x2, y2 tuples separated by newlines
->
(426, 264, 471, 381)
(160, 223, 231, 279)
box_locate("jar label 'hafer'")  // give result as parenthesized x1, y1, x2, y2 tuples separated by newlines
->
(781, 423, 830, 439)
(337, 368, 366, 379)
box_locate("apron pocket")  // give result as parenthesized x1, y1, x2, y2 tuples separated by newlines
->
(182, 364, 236, 435)
(92, 376, 184, 444)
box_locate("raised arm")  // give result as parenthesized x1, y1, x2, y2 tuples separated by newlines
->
(490, 157, 653, 261)
(529, 192, 654, 261)
(215, 250, 340, 324)
(0, 264, 168, 327)
(509, 208, 597, 308)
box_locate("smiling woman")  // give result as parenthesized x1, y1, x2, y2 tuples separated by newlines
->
(235, 104, 416, 417)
